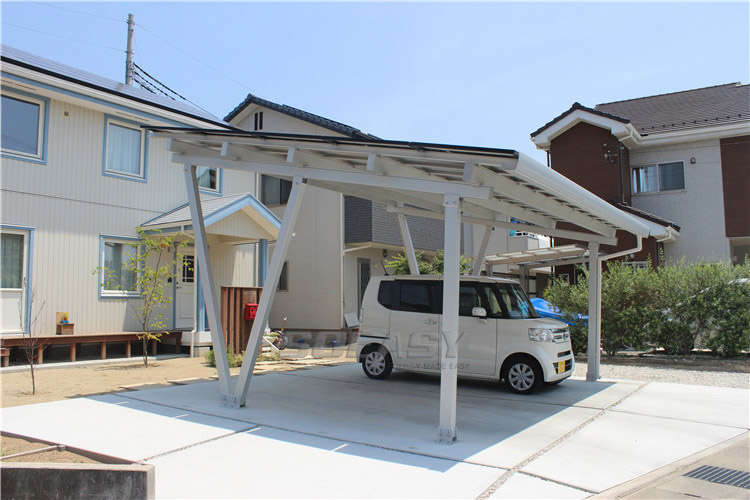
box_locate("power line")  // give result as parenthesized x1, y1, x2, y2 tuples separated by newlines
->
(133, 63, 188, 101)
(2, 22, 123, 52)
(134, 21, 252, 92)
(132, 64, 216, 115)
(30, 2, 125, 23)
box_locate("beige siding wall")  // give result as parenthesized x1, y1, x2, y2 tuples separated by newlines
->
(266, 186, 343, 330)
(235, 106, 342, 136)
(1, 92, 257, 335)
(232, 104, 349, 331)
(630, 139, 730, 263)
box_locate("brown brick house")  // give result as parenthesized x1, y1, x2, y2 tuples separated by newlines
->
(530, 83, 749, 280)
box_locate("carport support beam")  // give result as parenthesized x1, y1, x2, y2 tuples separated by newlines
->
(471, 227, 493, 276)
(184, 164, 231, 395)
(586, 242, 601, 381)
(396, 210, 419, 275)
(439, 193, 461, 444)
(231, 177, 307, 406)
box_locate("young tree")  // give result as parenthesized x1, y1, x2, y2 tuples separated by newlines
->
(19, 288, 46, 395)
(95, 228, 187, 366)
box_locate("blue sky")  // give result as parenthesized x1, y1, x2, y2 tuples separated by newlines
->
(2, 2, 748, 163)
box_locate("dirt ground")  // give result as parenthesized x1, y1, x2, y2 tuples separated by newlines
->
(0, 353, 354, 409)
(0, 435, 100, 464)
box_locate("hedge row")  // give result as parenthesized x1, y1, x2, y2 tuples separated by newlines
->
(544, 259, 750, 357)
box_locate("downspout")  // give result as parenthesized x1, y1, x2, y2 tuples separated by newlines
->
(617, 141, 625, 203)
(599, 235, 642, 265)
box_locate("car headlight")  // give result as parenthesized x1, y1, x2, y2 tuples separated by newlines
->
(529, 328, 569, 343)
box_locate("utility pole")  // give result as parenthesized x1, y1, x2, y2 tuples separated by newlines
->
(125, 13, 134, 85)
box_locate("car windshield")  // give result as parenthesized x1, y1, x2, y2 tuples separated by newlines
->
(491, 283, 539, 319)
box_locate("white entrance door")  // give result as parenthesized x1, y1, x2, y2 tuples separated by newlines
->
(1, 229, 29, 333)
(174, 250, 195, 330)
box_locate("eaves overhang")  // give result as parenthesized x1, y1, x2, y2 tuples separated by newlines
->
(531, 107, 642, 151)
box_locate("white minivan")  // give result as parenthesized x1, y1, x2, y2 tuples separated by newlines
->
(356, 275, 574, 394)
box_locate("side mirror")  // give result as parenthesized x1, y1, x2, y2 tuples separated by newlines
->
(472, 307, 487, 318)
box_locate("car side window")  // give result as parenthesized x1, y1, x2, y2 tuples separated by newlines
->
(459, 285, 482, 317)
(378, 281, 394, 309)
(480, 284, 504, 318)
(495, 284, 537, 319)
(397, 283, 434, 313)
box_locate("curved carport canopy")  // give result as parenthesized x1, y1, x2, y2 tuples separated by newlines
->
(148, 127, 651, 444)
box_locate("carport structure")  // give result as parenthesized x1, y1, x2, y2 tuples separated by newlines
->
(148, 128, 650, 443)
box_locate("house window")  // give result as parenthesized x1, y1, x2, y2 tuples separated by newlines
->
(1, 92, 46, 161)
(278, 261, 289, 291)
(197, 166, 220, 193)
(104, 118, 145, 180)
(632, 162, 685, 194)
(261, 175, 292, 205)
(1, 232, 25, 289)
(100, 237, 139, 297)
(254, 111, 264, 131)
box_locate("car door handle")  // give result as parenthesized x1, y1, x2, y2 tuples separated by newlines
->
(424, 319, 437, 325)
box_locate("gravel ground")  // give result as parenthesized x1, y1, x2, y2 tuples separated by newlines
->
(573, 361, 750, 389)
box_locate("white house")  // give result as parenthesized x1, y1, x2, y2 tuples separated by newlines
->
(0, 46, 279, 339)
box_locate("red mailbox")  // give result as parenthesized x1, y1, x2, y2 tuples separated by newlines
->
(244, 303, 258, 320)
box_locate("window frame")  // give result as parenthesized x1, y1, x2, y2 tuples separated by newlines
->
(98, 235, 141, 299)
(631, 161, 685, 195)
(260, 175, 292, 206)
(196, 166, 223, 195)
(102, 115, 148, 182)
(1, 90, 49, 164)
(0, 228, 28, 291)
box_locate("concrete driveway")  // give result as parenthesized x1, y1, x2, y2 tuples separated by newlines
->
(1, 364, 747, 498)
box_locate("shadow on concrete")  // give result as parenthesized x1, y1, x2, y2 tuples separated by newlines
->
(109, 364, 631, 471)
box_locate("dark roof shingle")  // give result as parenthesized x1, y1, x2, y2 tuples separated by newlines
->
(595, 83, 749, 135)
(530, 102, 629, 138)
(611, 201, 680, 231)
(224, 93, 379, 140)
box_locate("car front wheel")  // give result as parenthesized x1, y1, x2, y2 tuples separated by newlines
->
(503, 356, 542, 394)
(362, 347, 393, 379)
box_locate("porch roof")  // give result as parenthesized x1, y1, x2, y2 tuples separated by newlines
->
(141, 192, 280, 242)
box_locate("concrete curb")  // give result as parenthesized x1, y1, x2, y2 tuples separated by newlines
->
(0, 462, 155, 499)
(577, 354, 750, 373)
(0, 354, 188, 374)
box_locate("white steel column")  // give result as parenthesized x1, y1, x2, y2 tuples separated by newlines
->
(396, 211, 419, 275)
(471, 226, 493, 276)
(439, 193, 461, 444)
(586, 242, 601, 381)
(231, 177, 307, 406)
(184, 164, 231, 395)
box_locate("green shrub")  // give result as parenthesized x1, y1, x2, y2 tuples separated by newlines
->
(544, 270, 589, 355)
(648, 260, 750, 356)
(204, 347, 245, 368)
(702, 262, 750, 357)
(386, 250, 471, 275)
(600, 260, 658, 355)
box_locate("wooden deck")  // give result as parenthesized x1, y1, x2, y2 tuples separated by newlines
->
(0, 331, 183, 365)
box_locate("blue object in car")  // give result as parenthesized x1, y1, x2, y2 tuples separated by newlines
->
(531, 298, 588, 326)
